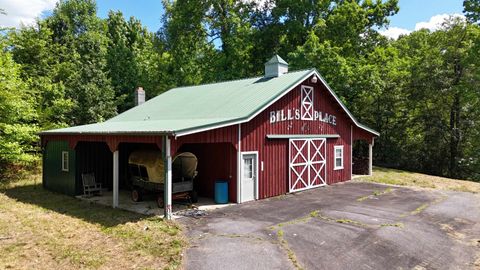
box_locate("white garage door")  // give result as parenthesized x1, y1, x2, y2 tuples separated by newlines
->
(289, 138, 327, 192)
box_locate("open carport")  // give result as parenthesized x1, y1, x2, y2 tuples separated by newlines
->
(180, 181, 480, 270)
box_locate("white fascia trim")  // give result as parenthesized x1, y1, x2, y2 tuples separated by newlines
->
(313, 70, 380, 137)
(175, 69, 379, 137)
(174, 70, 317, 137)
(314, 69, 380, 136)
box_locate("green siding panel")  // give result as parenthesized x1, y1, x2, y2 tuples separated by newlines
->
(43, 141, 77, 196)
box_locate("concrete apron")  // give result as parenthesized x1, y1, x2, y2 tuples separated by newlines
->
(76, 190, 234, 219)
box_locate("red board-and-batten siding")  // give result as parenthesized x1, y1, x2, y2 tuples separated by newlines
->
(170, 126, 239, 204)
(173, 75, 372, 202)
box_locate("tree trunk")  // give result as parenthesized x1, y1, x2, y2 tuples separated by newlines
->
(448, 60, 462, 178)
(449, 93, 460, 178)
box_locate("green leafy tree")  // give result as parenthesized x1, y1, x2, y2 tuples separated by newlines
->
(106, 11, 169, 110)
(10, 21, 73, 130)
(287, 0, 399, 108)
(205, 0, 257, 80)
(45, 0, 117, 125)
(464, 0, 480, 23)
(389, 18, 480, 178)
(0, 43, 39, 166)
(160, 0, 215, 86)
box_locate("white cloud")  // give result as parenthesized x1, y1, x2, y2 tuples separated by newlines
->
(378, 27, 411, 40)
(0, 0, 58, 28)
(414, 13, 466, 31)
(379, 13, 467, 40)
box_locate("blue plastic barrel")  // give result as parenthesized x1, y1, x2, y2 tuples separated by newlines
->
(214, 179, 229, 204)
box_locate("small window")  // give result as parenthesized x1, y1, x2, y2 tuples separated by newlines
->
(334, 146, 343, 170)
(62, 151, 69, 172)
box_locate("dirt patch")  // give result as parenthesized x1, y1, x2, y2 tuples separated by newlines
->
(440, 224, 466, 240)
(357, 187, 394, 201)
(356, 167, 480, 194)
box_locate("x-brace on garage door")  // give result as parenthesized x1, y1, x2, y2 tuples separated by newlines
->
(289, 138, 327, 192)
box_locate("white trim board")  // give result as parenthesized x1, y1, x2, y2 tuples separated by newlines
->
(334, 145, 344, 170)
(267, 134, 340, 139)
(61, 151, 69, 172)
(288, 138, 327, 193)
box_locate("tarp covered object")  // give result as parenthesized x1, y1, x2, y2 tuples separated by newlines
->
(128, 150, 197, 183)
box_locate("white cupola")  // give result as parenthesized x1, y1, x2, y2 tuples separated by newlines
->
(264, 55, 288, 78)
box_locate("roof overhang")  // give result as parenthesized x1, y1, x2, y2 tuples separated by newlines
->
(39, 131, 174, 136)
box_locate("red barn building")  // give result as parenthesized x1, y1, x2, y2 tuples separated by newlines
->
(41, 55, 378, 219)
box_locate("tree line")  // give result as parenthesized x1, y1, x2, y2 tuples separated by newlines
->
(0, 0, 479, 181)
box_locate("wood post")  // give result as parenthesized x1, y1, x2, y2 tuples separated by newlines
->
(368, 142, 373, 176)
(113, 150, 119, 208)
(164, 136, 172, 219)
(237, 124, 242, 203)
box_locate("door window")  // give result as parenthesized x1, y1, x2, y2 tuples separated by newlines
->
(243, 158, 253, 178)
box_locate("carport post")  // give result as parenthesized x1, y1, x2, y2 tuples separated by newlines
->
(163, 136, 172, 220)
(368, 139, 374, 176)
(113, 150, 119, 208)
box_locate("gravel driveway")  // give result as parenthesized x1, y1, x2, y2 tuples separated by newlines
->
(179, 182, 480, 270)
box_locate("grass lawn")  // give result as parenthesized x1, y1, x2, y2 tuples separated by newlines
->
(357, 166, 480, 193)
(0, 173, 186, 270)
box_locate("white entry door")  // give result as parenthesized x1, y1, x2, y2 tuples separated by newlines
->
(289, 138, 327, 192)
(241, 152, 257, 202)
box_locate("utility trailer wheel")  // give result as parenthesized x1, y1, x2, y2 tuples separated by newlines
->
(157, 195, 164, 208)
(190, 190, 198, 203)
(131, 188, 143, 202)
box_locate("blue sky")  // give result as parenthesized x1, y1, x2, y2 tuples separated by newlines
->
(95, 0, 464, 33)
(0, 0, 465, 39)
(95, 0, 465, 38)
(96, 0, 164, 32)
(390, 0, 463, 29)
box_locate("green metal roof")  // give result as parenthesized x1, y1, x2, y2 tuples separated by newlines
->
(41, 68, 379, 137)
